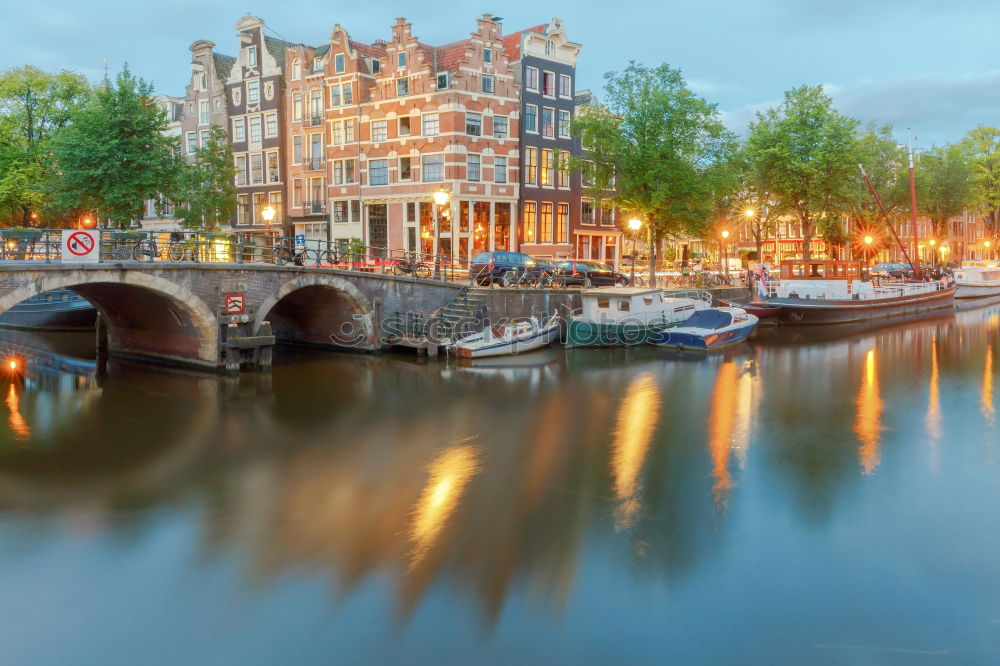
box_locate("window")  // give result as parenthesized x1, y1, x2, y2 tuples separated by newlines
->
(235, 156, 247, 186)
(200, 129, 210, 147)
(369, 58, 381, 74)
(369, 159, 388, 186)
(523, 202, 536, 242)
(601, 205, 614, 226)
(542, 108, 555, 138)
(252, 193, 266, 223)
(265, 113, 277, 137)
(467, 155, 480, 182)
(247, 46, 257, 67)
(333, 200, 350, 223)
(329, 85, 340, 107)
(399, 116, 412, 136)
(335, 53, 345, 73)
(422, 154, 444, 182)
(342, 83, 353, 105)
(312, 58, 323, 74)
(237, 194, 250, 225)
(557, 152, 570, 188)
(309, 134, 323, 164)
(398, 52, 406, 68)
(481, 75, 494, 94)
(525, 147, 538, 186)
(371, 120, 387, 142)
(291, 59, 301, 80)
(524, 105, 538, 133)
(559, 74, 572, 98)
(293, 135, 302, 164)
(333, 120, 344, 144)
(292, 92, 302, 121)
(525, 67, 539, 92)
(249, 117, 261, 143)
(186, 132, 197, 155)
(251, 154, 263, 184)
(493, 116, 508, 139)
(484, 48, 492, 63)
(545, 40, 553, 56)
(247, 80, 259, 104)
(397, 78, 409, 97)
(293, 179, 302, 206)
(233, 118, 246, 142)
(309, 90, 323, 119)
(541, 149, 554, 186)
(344, 119, 354, 142)
(581, 200, 595, 224)
(583, 160, 596, 186)
(556, 203, 568, 243)
(542, 71, 555, 97)
(494, 156, 507, 184)
(466, 112, 482, 136)
(558, 110, 571, 138)
(198, 72, 206, 90)
(199, 100, 209, 125)
(437, 72, 449, 90)
(400, 157, 412, 180)
(267, 152, 279, 183)
(539, 203, 553, 243)
(422, 113, 439, 136)
(332, 159, 356, 185)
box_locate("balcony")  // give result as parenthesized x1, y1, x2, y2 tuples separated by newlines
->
(306, 157, 323, 171)
(307, 113, 325, 128)
(303, 200, 326, 215)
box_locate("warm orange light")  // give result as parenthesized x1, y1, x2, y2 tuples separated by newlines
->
(721, 230, 730, 240)
(743, 208, 755, 219)
(929, 238, 936, 247)
(432, 189, 450, 206)
(8, 360, 16, 371)
(628, 218, 642, 232)
(864, 236, 873, 245)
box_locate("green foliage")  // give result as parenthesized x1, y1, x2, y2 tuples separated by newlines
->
(571, 62, 737, 277)
(852, 123, 909, 228)
(173, 126, 236, 230)
(52, 64, 180, 228)
(962, 126, 1000, 238)
(917, 143, 974, 236)
(745, 85, 859, 258)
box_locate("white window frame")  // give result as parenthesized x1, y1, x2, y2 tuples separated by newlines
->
(422, 113, 440, 137)
(524, 105, 538, 134)
(335, 53, 345, 74)
(525, 67, 539, 92)
(397, 52, 406, 69)
(265, 112, 278, 138)
(371, 120, 387, 143)
(467, 154, 481, 182)
(233, 118, 246, 142)
(422, 154, 445, 183)
(494, 156, 507, 184)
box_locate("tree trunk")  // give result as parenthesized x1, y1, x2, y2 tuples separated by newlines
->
(801, 216, 813, 260)
(648, 223, 657, 288)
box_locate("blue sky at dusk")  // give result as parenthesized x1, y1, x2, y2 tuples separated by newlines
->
(5, 0, 998, 146)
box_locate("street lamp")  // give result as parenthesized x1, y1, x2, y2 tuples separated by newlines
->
(627, 218, 642, 286)
(81, 216, 93, 229)
(987, 239, 993, 261)
(432, 189, 450, 280)
(721, 229, 730, 279)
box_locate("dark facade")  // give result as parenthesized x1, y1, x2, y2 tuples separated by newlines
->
(226, 15, 292, 235)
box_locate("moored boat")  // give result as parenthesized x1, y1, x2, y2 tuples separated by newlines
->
(953, 263, 1000, 299)
(565, 288, 712, 348)
(452, 315, 560, 358)
(0, 289, 97, 331)
(763, 259, 955, 324)
(648, 307, 759, 351)
(716, 298, 781, 322)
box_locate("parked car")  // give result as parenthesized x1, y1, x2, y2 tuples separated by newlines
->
(471, 252, 555, 285)
(554, 260, 631, 287)
(871, 262, 908, 279)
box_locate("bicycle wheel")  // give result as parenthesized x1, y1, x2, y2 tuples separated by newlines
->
(413, 263, 432, 279)
(549, 275, 565, 289)
(272, 247, 292, 265)
(295, 249, 317, 266)
(131, 241, 151, 262)
(391, 261, 408, 276)
(501, 270, 518, 288)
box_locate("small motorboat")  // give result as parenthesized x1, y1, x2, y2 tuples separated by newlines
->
(648, 307, 759, 351)
(716, 298, 782, 321)
(452, 316, 561, 358)
(953, 263, 1000, 299)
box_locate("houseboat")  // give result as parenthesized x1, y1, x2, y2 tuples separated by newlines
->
(565, 288, 712, 348)
(953, 263, 1000, 299)
(0, 289, 97, 331)
(762, 259, 955, 324)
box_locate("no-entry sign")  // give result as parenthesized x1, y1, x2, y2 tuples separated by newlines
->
(62, 230, 99, 263)
(225, 294, 245, 314)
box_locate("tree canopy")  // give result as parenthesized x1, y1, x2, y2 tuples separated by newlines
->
(174, 126, 236, 230)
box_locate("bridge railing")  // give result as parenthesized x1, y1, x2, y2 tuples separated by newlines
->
(0, 228, 472, 283)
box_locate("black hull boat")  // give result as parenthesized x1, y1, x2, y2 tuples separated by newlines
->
(768, 285, 956, 325)
(0, 289, 97, 331)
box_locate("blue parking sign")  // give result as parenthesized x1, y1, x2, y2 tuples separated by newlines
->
(294, 234, 306, 247)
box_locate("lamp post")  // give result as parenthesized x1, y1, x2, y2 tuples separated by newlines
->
(987, 239, 993, 262)
(929, 238, 937, 267)
(432, 189, 450, 280)
(627, 218, 642, 286)
(721, 229, 730, 279)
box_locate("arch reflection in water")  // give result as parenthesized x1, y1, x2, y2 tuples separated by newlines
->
(855, 348, 884, 475)
(409, 438, 481, 568)
(610, 372, 661, 530)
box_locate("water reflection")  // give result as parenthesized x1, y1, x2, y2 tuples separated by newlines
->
(5, 382, 29, 440)
(610, 372, 660, 529)
(854, 348, 883, 475)
(707, 362, 737, 505)
(984, 345, 996, 428)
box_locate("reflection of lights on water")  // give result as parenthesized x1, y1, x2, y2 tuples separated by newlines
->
(927, 338, 941, 467)
(984, 345, 995, 427)
(855, 349, 883, 475)
(408, 440, 481, 568)
(611, 373, 661, 530)
(6, 382, 29, 440)
(707, 362, 740, 505)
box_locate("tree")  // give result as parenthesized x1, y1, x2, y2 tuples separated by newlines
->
(572, 62, 736, 283)
(727, 148, 786, 260)
(962, 126, 1000, 247)
(53, 64, 179, 227)
(173, 126, 236, 230)
(745, 85, 859, 259)
(918, 142, 974, 240)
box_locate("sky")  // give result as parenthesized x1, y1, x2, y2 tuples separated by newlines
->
(5, 0, 1000, 146)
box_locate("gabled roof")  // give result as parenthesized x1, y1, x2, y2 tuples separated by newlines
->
(351, 40, 386, 60)
(212, 52, 236, 78)
(264, 35, 294, 68)
(428, 40, 471, 73)
(501, 25, 546, 62)
(313, 44, 330, 58)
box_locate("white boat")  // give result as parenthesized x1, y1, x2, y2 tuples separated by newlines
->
(648, 307, 759, 351)
(954, 263, 1000, 299)
(565, 288, 713, 347)
(451, 316, 561, 358)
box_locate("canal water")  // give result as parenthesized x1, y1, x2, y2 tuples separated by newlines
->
(0, 302, 999, 665)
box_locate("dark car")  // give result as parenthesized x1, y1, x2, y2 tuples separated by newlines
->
(554, 260, 630, 287)
(871, 262, 908, 279)
(471, 252, 555, 285)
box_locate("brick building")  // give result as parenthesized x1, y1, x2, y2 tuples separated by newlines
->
(180, 40, 233, 163)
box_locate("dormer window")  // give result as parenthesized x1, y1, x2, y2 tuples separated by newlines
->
(335, 53, 345, 73)
(397, 78, 409, 97)
(248, 46, 257, 67)
(544, 40, 553, 56)
(436, 72, 449, 90)
(369, 58, 381, 74)
(484, 48, 492, 64)
(397, 52, 406, 68)
(312, 58, 323, 74)
(291, 59, 301, 80)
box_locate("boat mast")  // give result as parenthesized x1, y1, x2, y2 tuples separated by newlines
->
(858, 165, 918, 275)
(908, 132, 922, 280)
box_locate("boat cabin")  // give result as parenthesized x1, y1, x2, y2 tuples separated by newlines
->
(775, 260, 874, 300)
(954, 267, 1000, 283)
(579, 287, 710, 324)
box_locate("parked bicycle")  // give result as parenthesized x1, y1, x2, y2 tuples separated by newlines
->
(271, 242, 315, 266)
(167, 239, 198, 262)
(131, 237, 160, 262)
(538, 269, 566, 289)
(391, 253, 432, 279)
(501, 266, 538, 288)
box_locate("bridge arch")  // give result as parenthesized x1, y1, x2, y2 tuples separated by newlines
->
(256, 273, 375, 351)
(0, 270, 218, 366)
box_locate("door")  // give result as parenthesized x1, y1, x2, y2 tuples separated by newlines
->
(368, 204, 387, 260)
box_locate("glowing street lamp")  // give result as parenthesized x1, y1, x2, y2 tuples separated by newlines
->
(987, 239, 993, 261)
(721, 229, 731, 278)
(627, 218, 642, 286)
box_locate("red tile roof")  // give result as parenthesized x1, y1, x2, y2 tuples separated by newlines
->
(501, 25, 546, 62)
(351, 40, 386, 59)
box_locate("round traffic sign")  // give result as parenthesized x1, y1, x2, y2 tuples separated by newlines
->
(67, 231, 95, 257)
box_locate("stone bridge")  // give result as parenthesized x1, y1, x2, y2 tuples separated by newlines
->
(0, 263, 464, 371)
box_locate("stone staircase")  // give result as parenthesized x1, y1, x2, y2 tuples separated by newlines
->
(433, 285, 487, 343)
